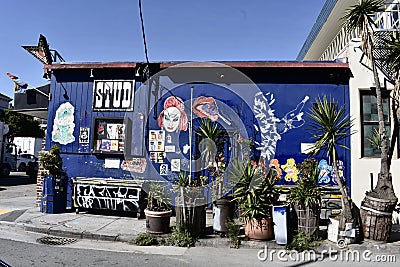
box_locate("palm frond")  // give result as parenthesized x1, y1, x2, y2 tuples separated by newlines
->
(306, 96, 355, 158)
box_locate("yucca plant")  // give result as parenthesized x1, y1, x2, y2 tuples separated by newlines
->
(195, 118, 225, 165)
(288, 158, 322, 209)
(147, 183, 172, 212)
(367, 128, 383, 151)
(230, 159, 279, 224)
(307, 96, 355, 224)
(195, 118, 226, 199)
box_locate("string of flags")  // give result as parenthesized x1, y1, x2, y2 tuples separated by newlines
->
(6, 72, 29, 93)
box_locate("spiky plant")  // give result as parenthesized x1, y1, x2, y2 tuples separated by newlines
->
(307, 96, 355, 223)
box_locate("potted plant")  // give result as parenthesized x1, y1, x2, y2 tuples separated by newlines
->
(306, 96, 357, 242)
(40, 144, 67, 214)
(231, 157, 280, 240)
(40, 144, 63, 177)
(195, 119, 235, 234)
(288, 158, 322, 237)
(144, 183, 172, 234)
(173, 171, 207, 237)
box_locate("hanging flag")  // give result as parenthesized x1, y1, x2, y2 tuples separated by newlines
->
(6, 72, 28, 93)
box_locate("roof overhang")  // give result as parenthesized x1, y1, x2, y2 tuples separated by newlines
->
(297, 0, 358, 60)
(13, 108, 48, 120)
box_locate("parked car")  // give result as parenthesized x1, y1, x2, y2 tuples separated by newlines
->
(26, 160, 39, 180)
(17, 153, 37, 172)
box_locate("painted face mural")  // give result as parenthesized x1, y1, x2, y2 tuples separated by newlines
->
(163, 107, 181, 132)
(193, 96, 231, 125)
(158, 96, 188, 132)
(193, 96, 219, 121)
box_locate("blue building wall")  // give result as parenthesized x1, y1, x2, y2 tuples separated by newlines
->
(45, 64, 351, 206)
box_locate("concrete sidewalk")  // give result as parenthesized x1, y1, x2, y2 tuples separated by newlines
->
(1, 207, 400, 254)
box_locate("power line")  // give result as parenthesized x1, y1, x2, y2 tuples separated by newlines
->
(138, 0, 150, 65)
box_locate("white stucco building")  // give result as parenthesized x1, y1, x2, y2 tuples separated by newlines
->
(297, 0, 400, 206)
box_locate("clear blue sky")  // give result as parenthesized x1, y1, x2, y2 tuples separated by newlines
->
(0, 0, 325, 100)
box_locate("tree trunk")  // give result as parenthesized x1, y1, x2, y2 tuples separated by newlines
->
(370, 56, 397, 200)
(332, 151, 353, 223)
(389, 74, 400, 169)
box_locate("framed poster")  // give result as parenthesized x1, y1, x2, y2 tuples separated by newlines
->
(92, 117, 130, 155)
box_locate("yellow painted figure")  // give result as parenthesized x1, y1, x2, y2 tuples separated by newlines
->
(281, 158, 299, 182)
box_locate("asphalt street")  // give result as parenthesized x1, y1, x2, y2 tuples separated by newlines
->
(1, 172, 400, 266)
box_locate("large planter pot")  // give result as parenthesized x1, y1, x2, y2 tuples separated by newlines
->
(360, 195, 397, 241)
(175, 195, 206, 237)
(213, 198, 235, 233)
(245, 217, 274, 240)
(295, 204, 319, 237)
(145, 209, 172, 234)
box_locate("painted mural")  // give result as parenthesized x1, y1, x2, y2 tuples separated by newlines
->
(51, 102, 76, 145)
(253, 92, 309, 161)
(193, 96, 231, 125)
(157, 96, 188, 132)
(74, 183, 140, 211)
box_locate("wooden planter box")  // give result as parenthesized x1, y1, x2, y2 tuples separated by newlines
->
(360, 195, 397, 241)
(295, 204, 319, 237)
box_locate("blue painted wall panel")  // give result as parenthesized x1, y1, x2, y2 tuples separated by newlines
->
(45, 66, 351, 203)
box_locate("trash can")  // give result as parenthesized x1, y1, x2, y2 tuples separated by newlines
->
(273, 205, 289, 245)
(213, 198, 235, 233)
(40, 175, 67, 214)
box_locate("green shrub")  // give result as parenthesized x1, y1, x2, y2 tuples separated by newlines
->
(226, 219, 241, 249)
(167, 224, 198, 247)
(134, 233, 159, 246)
(285, 230, 321, 252)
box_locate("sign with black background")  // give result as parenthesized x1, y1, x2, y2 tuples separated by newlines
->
(93, 80, 134, 111)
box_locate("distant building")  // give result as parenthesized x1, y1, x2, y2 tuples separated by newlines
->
(0, 92, 12, 111)
(297, 0, 400, 206)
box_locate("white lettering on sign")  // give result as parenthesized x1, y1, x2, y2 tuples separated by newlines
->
(93, 80, 134, 111)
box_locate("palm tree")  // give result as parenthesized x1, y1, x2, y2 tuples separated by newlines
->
(307, 96, 355, 224)
(343, 0, 396, 200)
(343, 0, 398, 241)
(384, 33, 400, 166)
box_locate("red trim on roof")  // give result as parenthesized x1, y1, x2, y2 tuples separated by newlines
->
(159, 61, 349, 68)
(45, 61, 348, 71)
(45, 62, 137, 70)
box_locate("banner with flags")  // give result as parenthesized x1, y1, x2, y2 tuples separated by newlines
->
(6, 72, 28, 93)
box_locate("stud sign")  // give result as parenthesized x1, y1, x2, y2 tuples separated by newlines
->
(93, 80, 134, 111)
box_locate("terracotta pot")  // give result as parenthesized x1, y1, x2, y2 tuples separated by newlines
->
(245, 217, 274, 240)
(144, 209, 172, 234)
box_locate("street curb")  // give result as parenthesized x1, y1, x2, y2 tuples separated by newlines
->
(2, 220, 400, 253)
